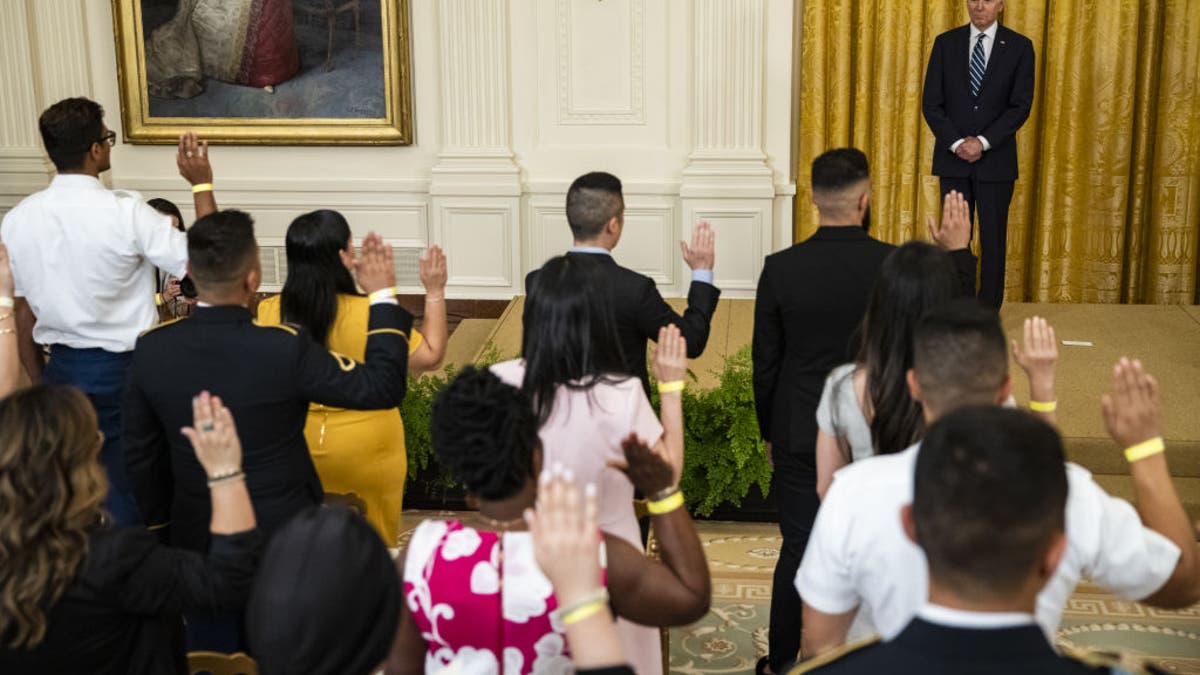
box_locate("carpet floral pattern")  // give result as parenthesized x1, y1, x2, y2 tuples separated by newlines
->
(398, 514, 1200, 674)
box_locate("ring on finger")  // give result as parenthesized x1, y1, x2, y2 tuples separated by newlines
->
(200, 423, 215, 432)
(186, 152, 194, 158)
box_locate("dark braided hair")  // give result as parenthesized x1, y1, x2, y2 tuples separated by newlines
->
(431, 366, 540, 500)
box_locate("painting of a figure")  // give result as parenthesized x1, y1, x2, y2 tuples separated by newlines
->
(112, 0, 411, 144)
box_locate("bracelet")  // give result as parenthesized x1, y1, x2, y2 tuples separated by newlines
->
(0, 296, 13, 309)
(191, 183, 213, 194)
(0, 312, 12, 322)
(647, 490, 685, 515)
(557, 589, 609, 625)
(0, 327, 14, 336)
(657, 380, 685, 394)
(649, 484, 679, 502)
(206, 469, 245, 486)
(1029, 400, 1057, 413)
(425, 296, 444, 303)
(368, 287, 398, 303)
(1124, 437, 1165, 463)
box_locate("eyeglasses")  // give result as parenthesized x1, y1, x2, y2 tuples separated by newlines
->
(96, 130, 117, 147)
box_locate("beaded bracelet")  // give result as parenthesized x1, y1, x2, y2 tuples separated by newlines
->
(207, 469, 245, 487)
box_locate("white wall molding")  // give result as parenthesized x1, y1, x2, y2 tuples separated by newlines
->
(4, 1, 798, 299)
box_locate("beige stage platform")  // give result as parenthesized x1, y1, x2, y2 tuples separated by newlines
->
(467, 299, 1200, 520)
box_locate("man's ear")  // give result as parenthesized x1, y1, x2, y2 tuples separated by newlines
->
(996, 373, 1012, 404)
(906, 369, 921, 402)
(859, 189, 871, 213)
(901, 504, 918, 545)
(246, 261, 262, 294)
(1039, 532, 1067, 583)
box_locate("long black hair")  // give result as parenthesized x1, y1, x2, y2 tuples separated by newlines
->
(279, 210, 360, 346)
(852, 241, 961, 455)
(521, 254, 628, 425)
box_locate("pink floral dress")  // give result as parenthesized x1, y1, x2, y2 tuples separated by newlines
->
(404, 520, 604, 674)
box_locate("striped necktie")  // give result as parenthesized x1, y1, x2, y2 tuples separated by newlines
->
(970, 33, 987, 96)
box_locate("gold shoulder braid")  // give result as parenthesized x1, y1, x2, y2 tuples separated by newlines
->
(1059, 643, 1169, 674)
(785, 636, 881, 674)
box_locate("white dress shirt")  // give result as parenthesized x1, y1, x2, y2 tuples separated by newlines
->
(796, 442, 1180, 644)
(0, 174, 188, 352)
(949, 21, 1000, 154)
(917, 604, 1035, 630)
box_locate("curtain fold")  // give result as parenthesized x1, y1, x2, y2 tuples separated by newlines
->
(796, 0, 1200, 304)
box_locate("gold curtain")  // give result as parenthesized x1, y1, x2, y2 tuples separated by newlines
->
(795, 0, 1200, 303)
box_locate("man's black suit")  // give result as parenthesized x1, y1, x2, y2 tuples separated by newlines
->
(787, 619, 1120, 674)
(753, 227, 977, 670)
(923, 23, 1034, 308)
(525, 251, 720, 394)
(123, 303, 413, 553)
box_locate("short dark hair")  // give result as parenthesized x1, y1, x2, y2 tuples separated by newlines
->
(914, 406, 1067, 597)
(565, 172, 624, 241)
(912, 299, 1008, 412)
(811, 148, 869, 194)
(146, 198, 185, 232)
(38, 98, 105, 171)
(186, 210, 259, 289)
(431, 366, 540, 500)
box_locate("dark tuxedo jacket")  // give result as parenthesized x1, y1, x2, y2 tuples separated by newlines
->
(123, 303, 412, 552)
(525, 251, 720, 394)
(922, 24, 1035, 181)
(753, 227, 977, 456)
(789, 619, 1123, 674)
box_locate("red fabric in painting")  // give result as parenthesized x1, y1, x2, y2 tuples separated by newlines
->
(239, 0, 299, 87)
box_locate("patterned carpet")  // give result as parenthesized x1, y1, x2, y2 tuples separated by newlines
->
(399, 514, 1200, 674)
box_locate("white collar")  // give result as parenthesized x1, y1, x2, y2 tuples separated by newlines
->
(970, 22, 999, 42)
(50, 174, 104, 190)
(918, 603, 1035, 629)
(569, 245, 613, 256)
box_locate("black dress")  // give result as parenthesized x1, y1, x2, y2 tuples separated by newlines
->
(0, 526, 260, 675)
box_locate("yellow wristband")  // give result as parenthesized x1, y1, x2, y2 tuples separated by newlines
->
(1124, 437, 1165, 463)
(1029, 400, 1057, 413)
(658, 380, 685, 394)
(562, 600, 606, 625)
(646, 490, 684, 515)
(191, 183, 213, 194)
(368, 287, 397, 303)
(155, 293, 163, 307)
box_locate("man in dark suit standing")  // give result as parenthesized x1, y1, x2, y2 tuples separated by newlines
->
(526, 172, 720, 394)
(753, 148, 974, 674)
(788, 408, 1135, 675)
(124, 210, 412, 649)
(922, 0, 1034, 308)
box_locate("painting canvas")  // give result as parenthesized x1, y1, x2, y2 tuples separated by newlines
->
(112, 0, 412, 144)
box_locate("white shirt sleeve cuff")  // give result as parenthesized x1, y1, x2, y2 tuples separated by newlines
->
(978, 136, 991, 151)
(691, 269, 714, 285)
(950, 138, 966, 153)
(369, 297, 399, 306)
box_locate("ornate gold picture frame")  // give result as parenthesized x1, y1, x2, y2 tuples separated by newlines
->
(111, 0, 412, 145)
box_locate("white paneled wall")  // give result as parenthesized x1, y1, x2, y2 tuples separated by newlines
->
(0, 0, 798, 298)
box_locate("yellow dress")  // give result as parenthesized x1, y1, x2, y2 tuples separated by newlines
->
(257, 294, 421, 545)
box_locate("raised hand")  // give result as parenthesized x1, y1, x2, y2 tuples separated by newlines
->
(651, 324, 687, 386)
(927, 189, 971, 250)
(354, 232, 396, 294)
(525, 466, 602, 607)
(0, 243, 13, 298)
(176, 132, 212, 186)
(680, 221, 715, 271)
(1101, 358, 1162, 449)
(180, 391, 243, 479)
(608, 433, 675, 497)
(1011, 316, 1058, 402)
(418, 245, 447, 296)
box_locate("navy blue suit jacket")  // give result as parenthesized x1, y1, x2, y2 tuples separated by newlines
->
(922, 24, 1035, 182)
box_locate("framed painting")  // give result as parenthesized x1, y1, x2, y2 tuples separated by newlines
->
(111, 0, 412, 145)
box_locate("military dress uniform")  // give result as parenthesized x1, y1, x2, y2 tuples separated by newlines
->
(123, 302, 414, 553)
(787, 611, 1163, 675)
